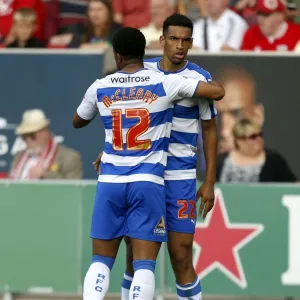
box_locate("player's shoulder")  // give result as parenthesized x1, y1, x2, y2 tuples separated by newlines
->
(185, 61, 212, 81)
(144, 57, 161, 72)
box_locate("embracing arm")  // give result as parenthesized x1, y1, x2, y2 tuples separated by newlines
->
(166, 74, 225, 103)
(194, 80, 225, 101)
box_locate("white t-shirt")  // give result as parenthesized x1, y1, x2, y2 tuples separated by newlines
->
(193, 8, 248, 52)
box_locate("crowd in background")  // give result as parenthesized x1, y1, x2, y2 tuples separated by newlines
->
(1, 0, 300, 51)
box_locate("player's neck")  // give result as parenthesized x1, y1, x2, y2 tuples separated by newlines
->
(121, 61, 144, 73)
(160, 57, 187, 73)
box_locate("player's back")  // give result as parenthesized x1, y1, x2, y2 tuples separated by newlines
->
(144, 58, 217, 181)
(96, 68, 174, 185)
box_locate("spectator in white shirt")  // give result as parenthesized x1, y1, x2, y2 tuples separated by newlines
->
(193, 0, 248, 51)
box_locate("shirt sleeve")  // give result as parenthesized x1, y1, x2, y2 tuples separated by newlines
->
(76, 81, 99, 120)
(199, 99, 217, 120)
(195, 69, 215, 119)
(225, 18, 248, 50)
(164, 74, 200, 102)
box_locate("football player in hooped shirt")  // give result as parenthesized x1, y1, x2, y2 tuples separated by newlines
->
(73, 27, 224, 300)
(93, 14, 219, 300)
(121, 14, 218, 300)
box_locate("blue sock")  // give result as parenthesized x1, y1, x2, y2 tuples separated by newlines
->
(92, 255, 115, 270)
(133, 260, 156, 272)
(176, 277, 202, 300)
(121, 272, 133, 300)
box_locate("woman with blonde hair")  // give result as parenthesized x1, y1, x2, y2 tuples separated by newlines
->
(216, 118, 297, 183)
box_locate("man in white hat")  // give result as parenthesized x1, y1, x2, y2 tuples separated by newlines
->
(9, 109, 83, 180)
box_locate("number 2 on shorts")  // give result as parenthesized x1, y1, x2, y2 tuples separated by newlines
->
(177, 200, 196, 219)
(112, 108, 151, 151)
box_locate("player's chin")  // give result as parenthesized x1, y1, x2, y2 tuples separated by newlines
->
(171, 56, 185, 65)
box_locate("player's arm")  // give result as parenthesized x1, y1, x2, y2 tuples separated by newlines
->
(165, 74, 224, 102)
(72, 113, 97, 128)
(196, 99, 217, 219)
(197, 117, 217, 219)
(193, 80, 225, 101)
(73, 81, 99, 128)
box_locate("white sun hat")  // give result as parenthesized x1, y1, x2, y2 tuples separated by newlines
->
(15, 109, 50, 135)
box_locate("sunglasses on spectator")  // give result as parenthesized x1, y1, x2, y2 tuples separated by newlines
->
(236, 132, 263, 140)
(22, 133, 37, 140)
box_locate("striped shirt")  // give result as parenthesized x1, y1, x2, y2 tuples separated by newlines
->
(144, 58, 217, 180)
(77, 68, 200, 185)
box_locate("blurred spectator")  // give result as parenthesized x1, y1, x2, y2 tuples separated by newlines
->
(9, 109, 82, 180)
(241, 0, 300, 51)
(215, 67, 264, 153)
(6, 8, 44, 48)
(66, 0, 121, 49)
(177, 0, 205, 21)
(44, 0, 88, 42)
(112, 0, 150, 28)
(286, 0, 298, 23)
(140, 0, 175, 49)
(216, 118, 297, 183)
(193, 0, 248, 51)
(233, 0, 257, 26)
(0, 0, 45, 44)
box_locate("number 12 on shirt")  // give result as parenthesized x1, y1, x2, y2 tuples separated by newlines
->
(112, 108, 151, 151)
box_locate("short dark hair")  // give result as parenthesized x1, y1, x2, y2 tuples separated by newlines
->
(112, 27, 146, 59)
(163, 13, 193, 35)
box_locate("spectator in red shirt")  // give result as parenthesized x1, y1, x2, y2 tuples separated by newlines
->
(112, 0, 150, 28)
(241, 0, 300, 51)
(0, 0, 44, 43)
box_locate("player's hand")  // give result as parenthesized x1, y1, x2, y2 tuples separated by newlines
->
(93, 152, 103, 173)
(196, 182, 215, 219)
(29, 163, 45, 179)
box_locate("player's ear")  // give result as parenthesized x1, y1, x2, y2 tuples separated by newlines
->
(160, 35, 165, 48)
(114, 52, 121, 63)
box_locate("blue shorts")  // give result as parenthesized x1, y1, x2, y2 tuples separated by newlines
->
(165, 179, 197, 234)
(91, 181, 167, 242)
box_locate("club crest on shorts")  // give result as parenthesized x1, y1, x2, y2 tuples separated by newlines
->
(154, 216, 166, 235)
